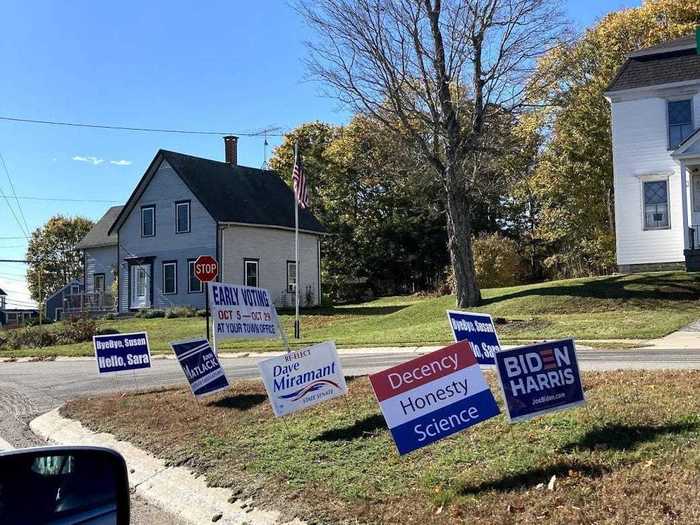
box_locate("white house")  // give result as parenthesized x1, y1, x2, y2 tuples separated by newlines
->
(77, 137, 326, 313)
(606, 33, 700, 272)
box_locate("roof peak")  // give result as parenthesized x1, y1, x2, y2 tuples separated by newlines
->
(158, 149, 274, 174)
(629, 34, 696, 58)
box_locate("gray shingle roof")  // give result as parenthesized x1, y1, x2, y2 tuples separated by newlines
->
(111, 150, 325, 235)
(0, 288, 6, 296)
(607, 34, 700, 93)
(76, 205, 123, 249)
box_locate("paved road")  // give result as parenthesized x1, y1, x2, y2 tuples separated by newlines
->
(1, 347, 699, 523)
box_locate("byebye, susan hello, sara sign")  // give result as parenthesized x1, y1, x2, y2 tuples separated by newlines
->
(258, 341, 347, 417)
(369, 340, 500, 455)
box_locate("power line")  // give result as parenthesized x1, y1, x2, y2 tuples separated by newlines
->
(0, 236, 27, 240)
(10, 195, 121, 203)
(0, 185, 30, 239)
(0, 116, 285, 137)
(0, 150, 31, 236)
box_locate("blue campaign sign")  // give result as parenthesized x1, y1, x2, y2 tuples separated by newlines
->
(170, 338, 230, 399)
(495, 338, 585, 422)
(446, 310, 500, 365)
(93, 332, 151, 375)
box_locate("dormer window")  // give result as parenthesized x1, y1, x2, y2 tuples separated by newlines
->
(668, 99, 693, 150)
(141, 205, 155, 237)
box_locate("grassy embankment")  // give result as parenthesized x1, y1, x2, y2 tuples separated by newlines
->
(64, 370, 700, 524)
(5, 271, 700, 357)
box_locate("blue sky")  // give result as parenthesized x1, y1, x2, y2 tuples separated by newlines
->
(0, 0, 638, 307)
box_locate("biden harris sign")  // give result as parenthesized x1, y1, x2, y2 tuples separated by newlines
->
(369, 341, 500, 455)
(93, 332, 151, 375)
(446, 310, 500, 366)
(258, 341, 347, 417)
(495, 338, 585, 422)
(171, 338, 230, 399)
(208, 282, 279, 341)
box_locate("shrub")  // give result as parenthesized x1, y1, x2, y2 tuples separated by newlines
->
(96, 328, 120, 336)
(472, 233, 527, 289)
(54, 317, 97, 345)
(103, 313, 117, 321)
(196, 309, 207, 317)
(135, 309, 165, 319)
(165, 306, 198, 318)
(1, 326, 57, 349)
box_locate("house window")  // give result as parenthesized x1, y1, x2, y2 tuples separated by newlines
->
(287, 261, 297, 293)
(244, 259, 259, 288)
(141, 205, 155, 237)
(176, 201, 190, 233)
(188, 259, 203, 293)
(94, 274, 105, 293)
(668, 99, 693, 149)
(71, 284, 80, 295)
(163, 261, 177, 295)
(643, 180, 670, 229)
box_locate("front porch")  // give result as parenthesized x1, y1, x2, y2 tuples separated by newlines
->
(674, 133, 700, 271)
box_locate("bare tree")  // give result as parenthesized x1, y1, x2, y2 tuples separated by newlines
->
(298, 0, 567, 306)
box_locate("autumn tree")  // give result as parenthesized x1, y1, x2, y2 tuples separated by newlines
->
(26, 215, 94, 302)
(528, 0, 700, 277)
(270, 117, 449, 299)
(298, 0, 567, 306)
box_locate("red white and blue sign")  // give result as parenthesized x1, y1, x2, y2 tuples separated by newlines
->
(93, 332, 151, 375)
(369, 341, 500, 455)
(170, 338, 230, 399)
(446, 310, 500, 366)
(495, 338, 585, 422)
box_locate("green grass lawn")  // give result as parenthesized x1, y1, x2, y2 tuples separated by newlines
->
(5, 271, 700, 357)
(62, 371, 700, 524)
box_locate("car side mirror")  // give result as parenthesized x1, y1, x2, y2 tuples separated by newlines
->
(0, 446, 130, 525)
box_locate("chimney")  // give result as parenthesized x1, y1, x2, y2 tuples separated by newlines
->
(223, 135, 238, 165)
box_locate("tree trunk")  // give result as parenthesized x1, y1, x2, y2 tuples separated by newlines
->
(444, 165, 481, 307)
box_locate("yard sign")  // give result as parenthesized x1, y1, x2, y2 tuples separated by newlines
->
(208, 282, 281, 343)
(258, 341, 347, 417)
(93, 332, 151, 375)
(369, 340, 500, 455)
(170, 338, 230, 399)
(446, 310, 500, 366)
(495, 338, 585, 422)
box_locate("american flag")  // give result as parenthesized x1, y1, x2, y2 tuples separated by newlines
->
(539, 349, 557, 370)
(292, 148, 310, 209)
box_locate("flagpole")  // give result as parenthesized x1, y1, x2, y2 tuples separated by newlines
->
(294, 142, 301, 339)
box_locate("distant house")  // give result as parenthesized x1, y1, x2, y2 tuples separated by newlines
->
(606, 34, 700, 272)
(0, 288, 38, 328)
(77, 136, 325, 314)
(44, 279, 84, 321)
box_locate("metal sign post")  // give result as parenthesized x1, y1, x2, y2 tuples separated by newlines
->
(193, 255, 218, 343)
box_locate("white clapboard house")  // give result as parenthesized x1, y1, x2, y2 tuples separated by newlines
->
(606, 33, 700, 272)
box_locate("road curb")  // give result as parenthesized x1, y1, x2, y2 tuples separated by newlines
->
(30, 408, 305, 525)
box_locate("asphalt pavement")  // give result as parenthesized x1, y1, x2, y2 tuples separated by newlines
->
(1, 347, 700, 523)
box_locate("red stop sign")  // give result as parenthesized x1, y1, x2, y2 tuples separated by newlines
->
(194, 255, 218, 283)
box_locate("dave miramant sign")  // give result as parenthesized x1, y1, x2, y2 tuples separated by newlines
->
(258, 341, 348, 417)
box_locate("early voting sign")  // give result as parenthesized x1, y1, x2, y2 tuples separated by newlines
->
(495, 338, 585, 422)
(209, 282, 279, 341)
(93, 332, 151, 375)
(170, 338, 230, 399)
(446, 310, 500, 366)
(258, 341, 347, 417)
(369, 340, 500, 455)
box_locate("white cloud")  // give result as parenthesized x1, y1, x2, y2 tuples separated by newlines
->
(110, 159, 132, 166)
(72, 155, 105, 165)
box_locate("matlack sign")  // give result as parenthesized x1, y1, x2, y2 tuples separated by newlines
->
(369, 340, 500, 455)
(93, 332, 151, 375)
(446, 310, 500, 366)
(208, 282, 279, 341)
(495, 338, 585, 422)
(258, 341, 347, 417)
(170, 338, 230, 399)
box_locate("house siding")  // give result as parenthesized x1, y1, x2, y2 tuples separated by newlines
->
(85, 246, 117, 294)
(611, 91, 700, 267)
(118, 160, 216, 312)
(220, 225, 321, 307)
